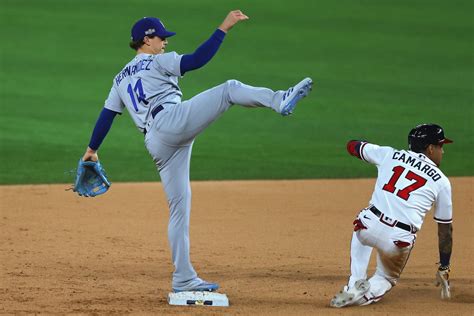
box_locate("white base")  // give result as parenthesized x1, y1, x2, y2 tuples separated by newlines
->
(168, 291, 229, 307)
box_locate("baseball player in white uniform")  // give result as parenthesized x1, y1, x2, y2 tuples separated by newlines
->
(330, 124, 454, 307)
(80, 10, 313, 293)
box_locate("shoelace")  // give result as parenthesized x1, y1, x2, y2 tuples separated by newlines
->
(282, 87, 294, 101)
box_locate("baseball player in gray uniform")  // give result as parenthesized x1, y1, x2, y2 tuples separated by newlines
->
(80, 10, 313, 292)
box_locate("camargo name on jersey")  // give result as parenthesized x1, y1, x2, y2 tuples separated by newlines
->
(392, 151, 442, 182)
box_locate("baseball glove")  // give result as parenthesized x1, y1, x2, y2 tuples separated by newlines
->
(435, 265, 451, 299)
(72, 159, 111, 197)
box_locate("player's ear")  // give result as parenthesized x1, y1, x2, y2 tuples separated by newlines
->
(425, 144, 435, 155)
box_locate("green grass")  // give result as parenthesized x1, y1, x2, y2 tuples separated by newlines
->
(0, 0, 473, 184)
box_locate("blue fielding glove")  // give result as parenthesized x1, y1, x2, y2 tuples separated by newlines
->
(73, 159, 111, 197)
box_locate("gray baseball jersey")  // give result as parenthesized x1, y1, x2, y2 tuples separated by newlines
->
(104, 52, 183, 133)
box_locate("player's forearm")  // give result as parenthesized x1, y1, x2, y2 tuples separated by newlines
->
(438, 223, 453, 267)
(88, 108, 118, 151)
(180, 29, 226, 75)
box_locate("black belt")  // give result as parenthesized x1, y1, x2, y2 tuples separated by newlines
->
(143, 105, 165, 135)
(369, 206, 417, 233)
(151, 105, 164, 119)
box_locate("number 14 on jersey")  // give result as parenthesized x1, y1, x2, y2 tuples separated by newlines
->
(127, 79, 148, 111)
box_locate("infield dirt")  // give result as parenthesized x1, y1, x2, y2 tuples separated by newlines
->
(1, 178, 473, 315)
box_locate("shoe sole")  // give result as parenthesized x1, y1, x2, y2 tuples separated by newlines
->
(330, 280, 370, 308)
(281, 78, 313, 116)
(173, 284, 219, 293)
(173, 288, 217, 293)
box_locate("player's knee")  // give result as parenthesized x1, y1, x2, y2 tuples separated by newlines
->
(381, 271, 400, 286)
(380, 274, 398, 287)
(387, 277, 398, 287)
(225, 79, 240, 86)
(222, 79, 241, 103)
(223, 79, 242, 92)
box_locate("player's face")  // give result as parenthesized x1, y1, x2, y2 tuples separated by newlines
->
(143, 36, 168, 54)
(428, 144, 444, 166)
(151, 36, 168, 54)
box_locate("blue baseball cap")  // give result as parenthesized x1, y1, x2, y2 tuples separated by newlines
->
(131, 17, 176, 41)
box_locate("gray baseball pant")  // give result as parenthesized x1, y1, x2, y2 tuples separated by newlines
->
(144, 80, 283, 290)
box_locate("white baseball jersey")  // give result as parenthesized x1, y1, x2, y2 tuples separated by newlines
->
(359, 142, 452, 230)
(104, 52, 183, 133)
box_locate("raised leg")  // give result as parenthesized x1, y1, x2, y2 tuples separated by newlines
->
(155, 78, 312, 146)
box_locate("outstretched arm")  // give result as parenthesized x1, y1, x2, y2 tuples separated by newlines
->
(180, 10, 249, 75)
(82, 108, 119, 161)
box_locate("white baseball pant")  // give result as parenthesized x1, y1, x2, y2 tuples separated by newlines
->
(348, 206, 416, 305)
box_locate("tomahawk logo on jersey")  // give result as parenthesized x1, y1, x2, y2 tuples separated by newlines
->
(349, 141, 452, 230)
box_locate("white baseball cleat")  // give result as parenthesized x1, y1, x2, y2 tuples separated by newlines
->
(173, 279, 219, 293)
(330, 279, 370, 308)
(279, 77, 313, 116)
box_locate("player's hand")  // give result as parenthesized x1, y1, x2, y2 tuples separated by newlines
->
(218, 10, 249, 33)
(435, 265, 451, 299)
(82, 147, 99, 162)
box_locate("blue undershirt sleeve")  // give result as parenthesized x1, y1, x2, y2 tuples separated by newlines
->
(88, 108, 119, 150)
(180, 29, 226, 75)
